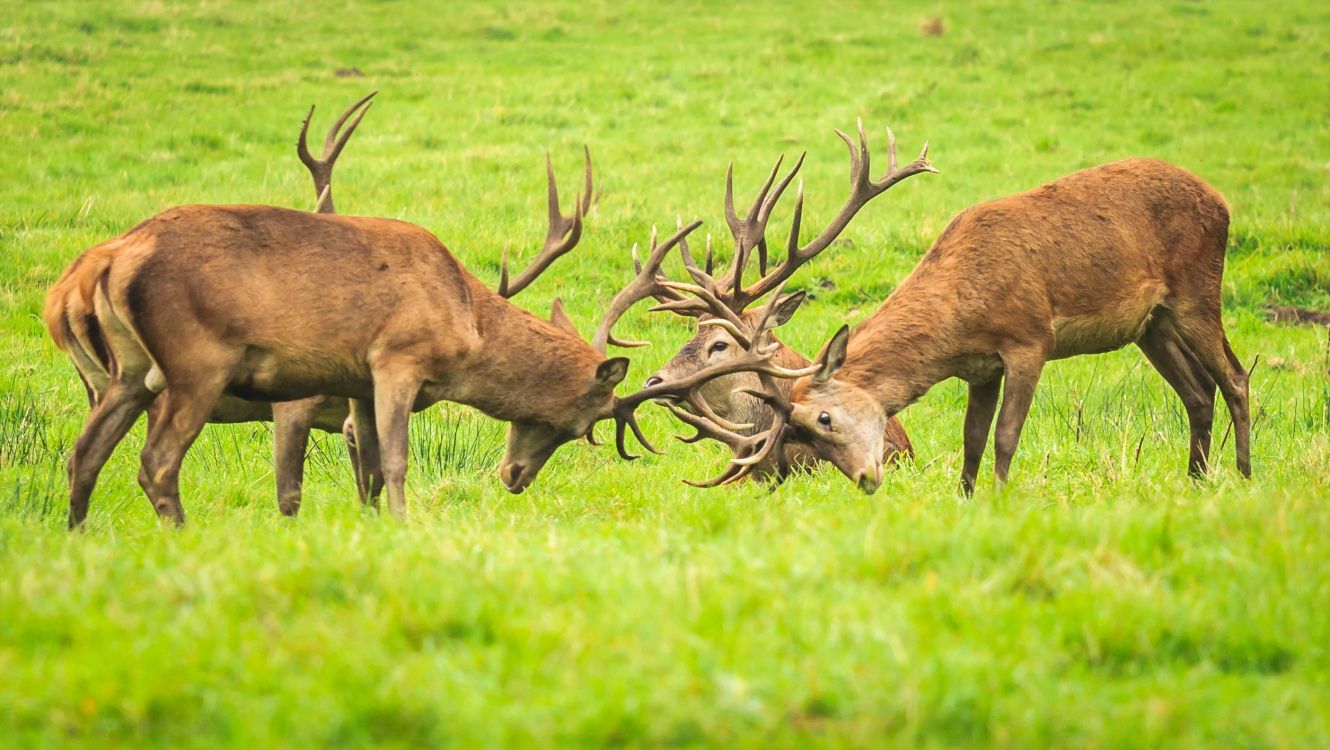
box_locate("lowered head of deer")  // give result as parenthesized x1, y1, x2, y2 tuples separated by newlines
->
(644, 292, 808, 426)
(500, 352, 628, 493)
(783, 325, 887, 494)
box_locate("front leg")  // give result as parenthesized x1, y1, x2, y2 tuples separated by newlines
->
(961, 378, 1001, 495)
(992, 345, 1049, 484)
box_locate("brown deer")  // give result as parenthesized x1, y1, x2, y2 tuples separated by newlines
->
(679, 157, 1250, 494)
(633, 125, 931, 481)
(45, 93, 376, 518)
(55, 131, 620, 527)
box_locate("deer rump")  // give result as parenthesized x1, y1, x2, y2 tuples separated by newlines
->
(96, 205, 481, 406)
(44, 240, 350, 431)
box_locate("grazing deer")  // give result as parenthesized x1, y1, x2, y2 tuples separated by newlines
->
(55, 132, 614, 528)
(630, 124, 930, 481)
(680, 157, 1249, 494)
(45, 93, 377, 518)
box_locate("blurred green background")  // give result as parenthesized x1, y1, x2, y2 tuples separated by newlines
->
(2, 1, 1328, 748)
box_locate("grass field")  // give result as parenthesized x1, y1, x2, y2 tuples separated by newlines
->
(3, 1, 1330, 747)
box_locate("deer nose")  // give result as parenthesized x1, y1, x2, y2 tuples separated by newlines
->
(504, 462, 528, 493)
(644, 374, 663, 388)
(855, 465, 883, 495)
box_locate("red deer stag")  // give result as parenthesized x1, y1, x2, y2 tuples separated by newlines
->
(632, 124, 932, 481)
(680, 158, 1250, 494)
(56, 132, 610, 526)
(45, 93, 376, 518)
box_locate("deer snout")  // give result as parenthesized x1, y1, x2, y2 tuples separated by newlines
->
(855, 464, 883, 495)
(502, 462, 531, 494)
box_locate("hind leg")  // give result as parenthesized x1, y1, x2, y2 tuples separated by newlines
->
(137, 371, 232, 526)
(960, 378, 1000, 495)
(1170, 308, 1251, 477)
(272, 399, 320, 517)
(348, 399, 383, 508)
(1137, 320, 1217, 476)
(66, 380, 156, 529)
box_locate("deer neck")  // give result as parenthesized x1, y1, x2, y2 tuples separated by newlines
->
(837, 282, 961, 416)
(440, 279, 602, 424)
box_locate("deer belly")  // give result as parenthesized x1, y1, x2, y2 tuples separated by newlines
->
(227, 348, 371, 401)
(1050, 300, 1161, 359)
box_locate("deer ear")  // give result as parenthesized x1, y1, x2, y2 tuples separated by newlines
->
(549, 297, 577, 335)
(814, 325, 850, 383)
(596, 357, 629, 388)
(771, 291, 806, 327)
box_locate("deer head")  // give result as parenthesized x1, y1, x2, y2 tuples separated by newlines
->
(781, 325, 890, 493)
(630, 122, 935, 487)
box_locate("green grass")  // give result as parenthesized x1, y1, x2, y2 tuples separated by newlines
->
(3, 0, 1330, 747)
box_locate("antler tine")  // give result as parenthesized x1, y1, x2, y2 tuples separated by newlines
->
(297, 91, 376, 213)
(323, 90, 377, 164)
(723, 164, 742, 246)
(755, 152, 806, 225)
(610, 333, 819, 460)
(667, 404, 748, 447)
(592, 220, 703, 354)
(729, 123, 937, 310)
(783, 181, 805, 261)
(579, 144, 593, 217)
(660, 281, 751, 347)
(677, 375, 795, 487)
(497, 147, 595, 299)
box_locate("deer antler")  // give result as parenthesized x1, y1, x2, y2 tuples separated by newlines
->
(610, 285, 819, 461)
(591, 219, 703, 353)
(297, 91, 377, 213)
(686, 123, 935, 317)
(728, 121, 936, 309)
(496, 146, 593, 299)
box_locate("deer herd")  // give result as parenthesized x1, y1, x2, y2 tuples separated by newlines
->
(44, 93, 1252, 527)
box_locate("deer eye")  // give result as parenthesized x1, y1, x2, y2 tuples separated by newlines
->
(708, 341, 729, 355)
(818, 412, 832, 428)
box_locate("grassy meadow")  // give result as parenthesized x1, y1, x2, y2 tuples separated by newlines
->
(3, 0, 1330, 747)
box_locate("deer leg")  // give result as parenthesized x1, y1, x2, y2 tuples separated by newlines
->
(1137, 322, 1216, 476)
(272, 399, 321, 517)
(961, 378, 1001, 496)
(66, 381, 155, 529)
(348, 398, 383, 508)
(1172, 313, 1251, 478)
(137, 373, 230, 527)
(371, 376, 421, 518)
(992, 347, 1048, 484)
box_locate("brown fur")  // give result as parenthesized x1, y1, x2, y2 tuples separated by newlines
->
(785, 159, 1250, 493)
(61, 205, 627, 525)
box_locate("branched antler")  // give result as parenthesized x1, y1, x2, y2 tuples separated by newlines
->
(496, 146, 594, 298)
(694, 122, 936, 316)
(591, 219, 703, 353)
(610, 286, 819, 461)
(297, 91, 377, 213)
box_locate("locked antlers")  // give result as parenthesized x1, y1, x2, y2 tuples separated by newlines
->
(609, 282, 819, 462)
(633, 122, 936, 482)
